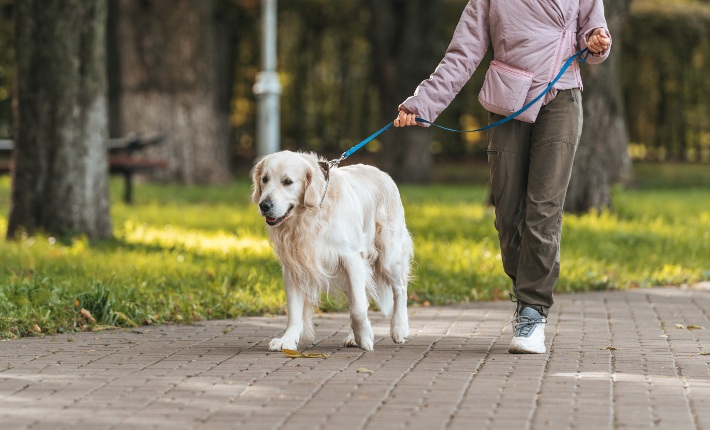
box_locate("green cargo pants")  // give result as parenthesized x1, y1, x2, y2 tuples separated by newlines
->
(486, 89, 583, 316)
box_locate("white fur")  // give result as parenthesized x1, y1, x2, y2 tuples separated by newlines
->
(251, 151, 413, 351)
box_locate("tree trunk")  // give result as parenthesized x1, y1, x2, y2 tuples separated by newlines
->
(366, 0, 439, 183)
(564, 0, 632, 213)
(109, 0, 231, 184)
(8, 0, 111, 240)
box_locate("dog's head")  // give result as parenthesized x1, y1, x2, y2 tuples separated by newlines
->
(251, 151, 327, 227)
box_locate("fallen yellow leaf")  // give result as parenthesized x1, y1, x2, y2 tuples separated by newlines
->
(281, 349, 328, 359)
(33, 324, 41, 333)
(676, 324, 705, 330)
(282, 349, 302, 357)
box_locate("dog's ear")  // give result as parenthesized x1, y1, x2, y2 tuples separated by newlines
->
(250, 157, 266, 205)
(303, 160, 327, 208)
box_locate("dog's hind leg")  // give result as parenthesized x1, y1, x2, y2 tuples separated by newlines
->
(376, 223, 412, 345)
(390, 278, 410, 344)
(269, 272, 305, 351)
(344, 255, 375, 351)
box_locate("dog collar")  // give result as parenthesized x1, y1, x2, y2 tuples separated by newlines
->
(318, 160, 330, 208)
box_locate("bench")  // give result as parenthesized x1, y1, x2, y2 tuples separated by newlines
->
(0, 140, 11, 176)
(0, 134, 168, 204)
(107, 133, 168, 203)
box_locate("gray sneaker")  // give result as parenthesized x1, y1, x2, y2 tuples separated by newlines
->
(508, 306, 547, 354)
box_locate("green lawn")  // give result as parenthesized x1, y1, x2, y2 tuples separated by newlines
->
(0, 164, 708, 339)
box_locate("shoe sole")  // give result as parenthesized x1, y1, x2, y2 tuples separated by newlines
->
(508, 336, 546, 354)
(508, 344, 546, 354)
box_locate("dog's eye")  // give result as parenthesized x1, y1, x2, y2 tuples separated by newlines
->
(262, 175, 269, 184)
(282, 178, 293, 186)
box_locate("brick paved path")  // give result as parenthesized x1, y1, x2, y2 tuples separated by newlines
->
(1, 287, 709, 429)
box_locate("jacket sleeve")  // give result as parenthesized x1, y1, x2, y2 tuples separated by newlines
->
(578, 0, 612, 64)
(399, 0, 490, 126)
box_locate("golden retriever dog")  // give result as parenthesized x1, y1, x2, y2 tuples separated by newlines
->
(251, 151, 413, 351)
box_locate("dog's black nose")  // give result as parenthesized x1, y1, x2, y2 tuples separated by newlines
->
(259, 199, 273, 214)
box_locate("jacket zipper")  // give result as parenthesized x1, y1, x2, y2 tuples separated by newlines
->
(547, 30, 566, 84)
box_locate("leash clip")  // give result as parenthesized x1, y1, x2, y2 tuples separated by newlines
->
(329, 153, 346, 169)
(318, 153, 347, 208)
(318, 159, 333, 208)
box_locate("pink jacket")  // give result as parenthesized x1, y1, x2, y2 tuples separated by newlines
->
(400, 0, 611, 124)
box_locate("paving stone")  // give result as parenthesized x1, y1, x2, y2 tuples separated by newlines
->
(1, 288, 709, 429)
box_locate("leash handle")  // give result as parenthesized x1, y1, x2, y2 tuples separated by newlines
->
(416, 48, 589, 132)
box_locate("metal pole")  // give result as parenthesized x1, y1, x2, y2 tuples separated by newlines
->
(253, 0, 281, 157)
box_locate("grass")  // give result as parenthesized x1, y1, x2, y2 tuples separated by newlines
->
(0, 162, 708, 339)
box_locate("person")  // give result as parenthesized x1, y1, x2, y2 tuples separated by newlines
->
(394, 0, 612, 354)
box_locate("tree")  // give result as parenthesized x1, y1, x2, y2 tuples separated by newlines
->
(108, 0, 231, 184)
(564, 0, 632, 213)
(366, 0, 441, 183)
(7, 0, 112, 240)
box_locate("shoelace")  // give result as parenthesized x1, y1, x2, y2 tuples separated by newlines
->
(513, 315, 547, 337)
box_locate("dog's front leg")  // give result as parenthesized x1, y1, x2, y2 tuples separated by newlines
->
(269, 272, 305, 351)
(344, 255, 375, 351)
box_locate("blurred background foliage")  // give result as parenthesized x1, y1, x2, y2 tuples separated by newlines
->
(194, 0, 710, 165)
(624, 1, 710, 162)
(0, 0, 709, 165)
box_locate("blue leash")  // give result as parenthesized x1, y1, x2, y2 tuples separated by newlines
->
(330, 48, 589, 168)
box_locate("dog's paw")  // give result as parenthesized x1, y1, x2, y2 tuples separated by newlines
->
(391, 328, 408, 344)
(357, 335, 374, 351)
(269, 337, 297, 351)
(342, 334, 358, 348)
(354, 328, 375, 352)
(391, 320, 409, 344)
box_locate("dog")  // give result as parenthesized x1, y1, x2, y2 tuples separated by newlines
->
(251, 151, 413, 351)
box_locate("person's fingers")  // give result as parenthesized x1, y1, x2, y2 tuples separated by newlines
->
(394, 111, 402, 127)
(394, 110, 407, 127)
(394, 111, 418, 127)
(595, 32, 610, 45)
(588, 29, 610, 53)
(589, 35, 606, 53)
(589, 36, 600, 52)
(593, 28, 608, 40)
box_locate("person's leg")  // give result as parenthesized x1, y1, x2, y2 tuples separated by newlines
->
(486, 114, 532, 287)
(514, 89, 583, 317)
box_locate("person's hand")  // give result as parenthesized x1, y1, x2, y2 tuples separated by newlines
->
(393, 110, 418, 127)
(587, 28, 611, 54)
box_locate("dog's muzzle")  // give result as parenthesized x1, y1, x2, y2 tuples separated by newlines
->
(260, 199, 294, 227)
